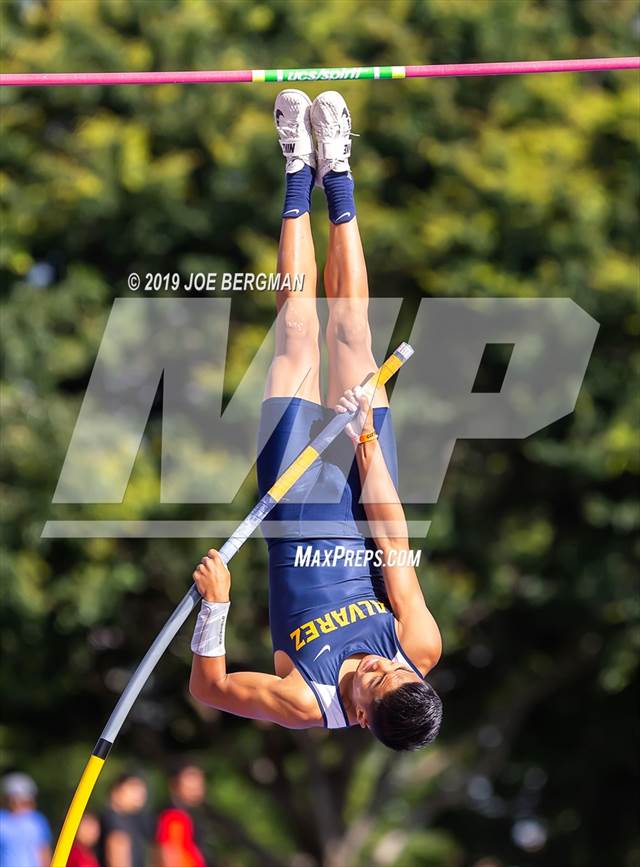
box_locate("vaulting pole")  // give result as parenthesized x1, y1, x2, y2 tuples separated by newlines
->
(1, 57, 638, 87)
(50, 343, 414, 867)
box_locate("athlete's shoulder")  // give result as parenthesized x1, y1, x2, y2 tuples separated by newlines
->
(278, 667, 325, 728)
(380, 559, 442, 673)
(394, 606, 442, 676)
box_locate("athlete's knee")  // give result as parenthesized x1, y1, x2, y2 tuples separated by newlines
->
(277, 301, 320, 361)
(328, 299, 371, 349)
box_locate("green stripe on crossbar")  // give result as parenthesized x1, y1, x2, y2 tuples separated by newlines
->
(256, 66, 405, 83)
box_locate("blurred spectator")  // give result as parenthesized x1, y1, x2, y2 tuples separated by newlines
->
(155, 762, 211, 867)
(0, 772, 51, 867)
(99, 772, 152, 867)
(67, 812, 100, 867)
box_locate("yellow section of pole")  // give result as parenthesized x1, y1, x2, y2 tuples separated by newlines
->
(375, 351, 403, 385)
(268, 445, 320, 501)
(51, 754, 106, 867)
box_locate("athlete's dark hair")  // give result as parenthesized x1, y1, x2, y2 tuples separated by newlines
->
(369, 680, 442, 751)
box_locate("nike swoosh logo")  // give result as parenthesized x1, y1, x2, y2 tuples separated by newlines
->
(275, 109, 284, 121)
(337, 211, 351, 221)
(283, 208, 300, 216)
(313, 644, 331, 661)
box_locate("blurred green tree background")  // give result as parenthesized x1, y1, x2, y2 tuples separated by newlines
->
(1, 1, 638, 866)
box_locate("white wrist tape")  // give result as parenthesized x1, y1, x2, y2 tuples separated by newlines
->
(191, 600, 230, 657)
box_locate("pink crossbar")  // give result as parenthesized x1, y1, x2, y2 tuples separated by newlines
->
(0, 69, 254, 86)
(405, 57, 640, 78)
(0, 57, 637, 87)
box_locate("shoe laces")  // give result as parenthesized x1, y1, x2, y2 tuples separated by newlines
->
(317, 117, 356, 139)
(278, 118, 305, 140)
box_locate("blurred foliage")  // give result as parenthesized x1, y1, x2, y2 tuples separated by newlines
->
(1, 1, 639, 866)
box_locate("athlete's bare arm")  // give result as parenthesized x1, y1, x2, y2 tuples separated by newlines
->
(189, 551, 320, 728)
(337, 389, 442, 673)
(190, 664, 317, 729)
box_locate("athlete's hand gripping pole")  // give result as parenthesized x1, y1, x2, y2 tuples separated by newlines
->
(51, 342, 414, 867)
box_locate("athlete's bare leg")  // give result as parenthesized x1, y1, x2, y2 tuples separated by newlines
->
(263, 213, 320, 403)
(324, 219, 388, 409)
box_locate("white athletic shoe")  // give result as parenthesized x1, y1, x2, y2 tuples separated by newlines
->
(310, 90, 355, 188)
(273, 89, 315, 174)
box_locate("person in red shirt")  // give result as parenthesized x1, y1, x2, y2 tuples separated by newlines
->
(67, 813, 99, 867)
(155, 763, 208, 867)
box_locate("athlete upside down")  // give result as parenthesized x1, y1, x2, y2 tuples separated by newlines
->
(189, 90, 442, 750)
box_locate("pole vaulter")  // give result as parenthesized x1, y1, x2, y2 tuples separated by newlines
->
(50, 344, 414, 867)
(0, 57, 638, 87)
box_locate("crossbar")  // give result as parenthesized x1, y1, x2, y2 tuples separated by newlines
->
(1, 57, 638, 87)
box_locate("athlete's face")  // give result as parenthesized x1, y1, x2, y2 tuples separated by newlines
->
(352, 654, 420, 727)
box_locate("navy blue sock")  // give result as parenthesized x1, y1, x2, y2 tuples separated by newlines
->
(323, 170, 356, 224)
(282, 164, 315, 219)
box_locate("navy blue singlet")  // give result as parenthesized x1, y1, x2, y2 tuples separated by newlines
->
(257, 397, 421, 729)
